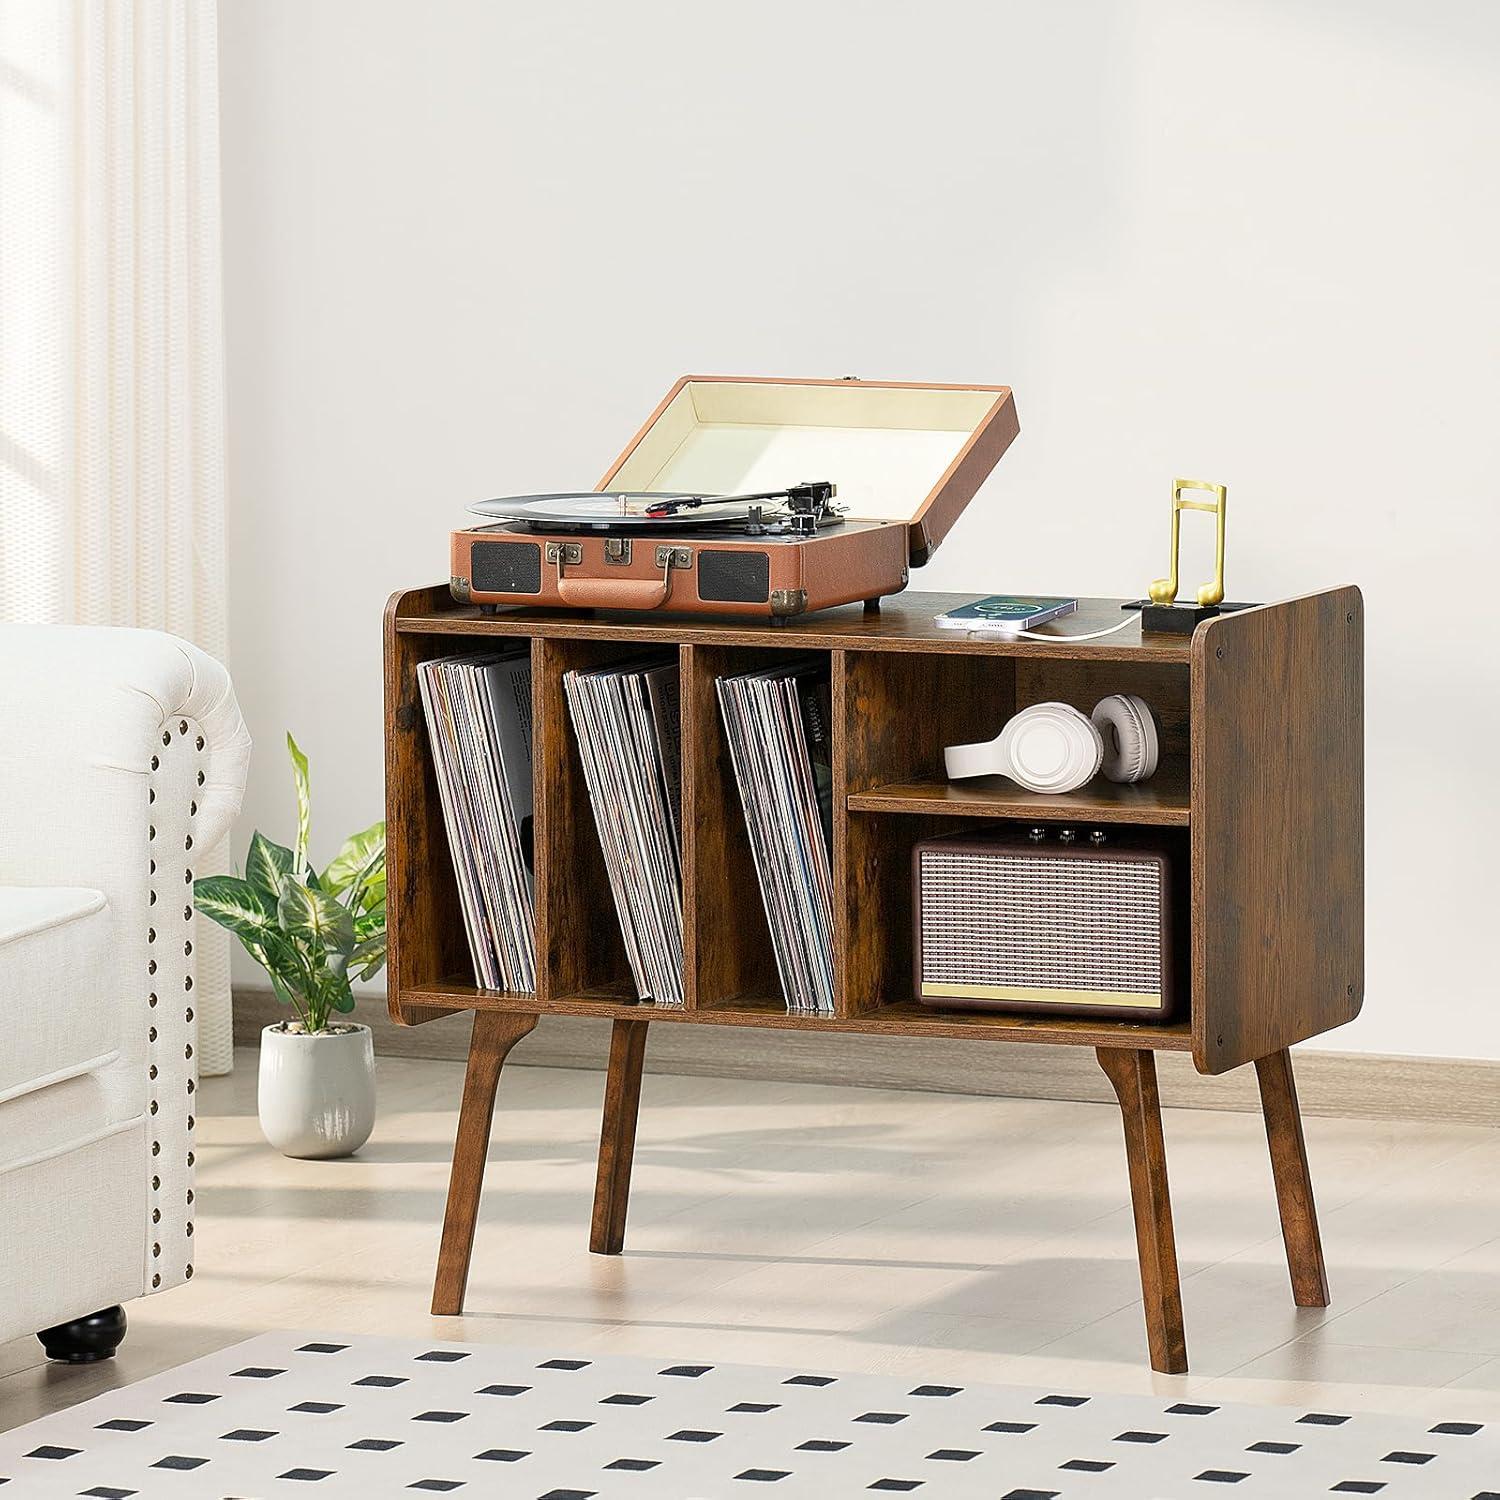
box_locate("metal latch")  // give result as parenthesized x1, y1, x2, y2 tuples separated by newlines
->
(604, 538, 632, 566)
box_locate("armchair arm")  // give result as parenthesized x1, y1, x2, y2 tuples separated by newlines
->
(0, 625, 250, 883)
(0, 624, 250, 1299)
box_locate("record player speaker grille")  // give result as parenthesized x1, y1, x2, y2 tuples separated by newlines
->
(697, 549, 770, 604)
(472, 539, 542, 595)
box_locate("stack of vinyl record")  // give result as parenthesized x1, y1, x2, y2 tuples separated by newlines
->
(717, 660, 836, 1014)
(418, 650, 536, 993)
(564, 657, 684, 1007)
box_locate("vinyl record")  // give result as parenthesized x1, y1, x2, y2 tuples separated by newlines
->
(470, 491, 756, 531)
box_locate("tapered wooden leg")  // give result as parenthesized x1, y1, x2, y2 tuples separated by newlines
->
(1255, 1048, 1330, 1307)
(591, 1019, 649, 1255)
(1097, 1047, 1188, 1374)
(432, 1011, 537, 1316)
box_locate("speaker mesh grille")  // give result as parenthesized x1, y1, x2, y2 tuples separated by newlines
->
(697, 550, 770, 603)
(472, 539, 542, 595)
(919, 850, 1163, 995)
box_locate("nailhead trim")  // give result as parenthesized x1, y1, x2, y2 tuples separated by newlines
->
(144, 717, 204, 1302)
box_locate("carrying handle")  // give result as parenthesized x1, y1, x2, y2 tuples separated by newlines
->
(554, 550, 674, 610)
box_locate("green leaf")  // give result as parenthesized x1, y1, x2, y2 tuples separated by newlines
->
(323, 820, 385, 896)
(287, 732, 312, 872)
(357, 866, 386, 912)
(352, 932, 387, 981)
(353, 906, 385, 941)
(268, 968, 312, 1028)
(245, 831, 295, 900)
(193, 875, 277, 945)
(248, 924, 304, 979)
(278, 877, 356, 961)
(328, 974, 357, 1013)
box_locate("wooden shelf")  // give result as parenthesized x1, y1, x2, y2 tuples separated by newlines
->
(401, 981, 1194, 1050)
(391, 587, 1195, 664)
(848, 766, 1191, 826)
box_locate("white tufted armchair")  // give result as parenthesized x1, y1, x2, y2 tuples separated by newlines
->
(0, 625, 250, 1361)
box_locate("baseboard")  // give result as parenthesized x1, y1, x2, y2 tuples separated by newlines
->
(232, 987, 1500, 1126)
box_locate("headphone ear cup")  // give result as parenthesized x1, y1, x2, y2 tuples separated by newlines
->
(996, 702, 1104, 794)
(1092, 694, 1159, 784)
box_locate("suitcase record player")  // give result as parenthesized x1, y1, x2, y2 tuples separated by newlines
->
(450, 375, 1019, 619)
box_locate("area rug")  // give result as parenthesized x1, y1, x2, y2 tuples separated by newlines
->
(1, 1333, 1497, 1499)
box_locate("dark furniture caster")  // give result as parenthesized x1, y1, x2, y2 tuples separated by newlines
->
(38, 1305, 127, 1364)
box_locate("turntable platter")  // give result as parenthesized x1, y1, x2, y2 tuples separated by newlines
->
(469, 491, 760, 532)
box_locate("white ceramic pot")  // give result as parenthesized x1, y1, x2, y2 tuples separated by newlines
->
(257, 1023, 376, 1159)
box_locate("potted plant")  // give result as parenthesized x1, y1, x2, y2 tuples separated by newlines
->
(194, 734, 385, 1158)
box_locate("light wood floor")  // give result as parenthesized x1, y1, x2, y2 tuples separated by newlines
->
(5, 1050, 1500, 1433)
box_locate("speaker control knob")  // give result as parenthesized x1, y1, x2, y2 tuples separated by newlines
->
(1058, 828, 1077, 845)
(1028, 826, 1047, 843)
(1089, 829, 1108, 845)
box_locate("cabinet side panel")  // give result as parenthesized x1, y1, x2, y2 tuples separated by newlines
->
(1191, 587, 1364, 1073)
(384, 590, 472, 1023)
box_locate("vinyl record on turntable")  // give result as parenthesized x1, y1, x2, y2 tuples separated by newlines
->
(470, 491, 758, 532)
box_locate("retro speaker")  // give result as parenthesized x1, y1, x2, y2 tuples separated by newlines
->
(913, 827, 1182, 1021)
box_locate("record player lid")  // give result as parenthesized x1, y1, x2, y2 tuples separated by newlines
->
(598, 376, 1019, 567)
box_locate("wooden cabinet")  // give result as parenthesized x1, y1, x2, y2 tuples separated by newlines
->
(385, 585, 1363, 1371)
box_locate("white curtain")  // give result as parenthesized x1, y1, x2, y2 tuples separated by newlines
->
(1, 0, 234, 1074)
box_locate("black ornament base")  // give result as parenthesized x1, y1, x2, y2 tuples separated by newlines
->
(1122, 600, 1256, 636)
(37, 1305, 127, 1364)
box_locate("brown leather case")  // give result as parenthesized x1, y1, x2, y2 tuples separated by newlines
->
(452, 518, 909, 619)
(451, 376, 1017, 620)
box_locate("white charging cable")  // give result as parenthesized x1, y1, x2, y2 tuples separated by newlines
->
(968, 614, 1141, 644)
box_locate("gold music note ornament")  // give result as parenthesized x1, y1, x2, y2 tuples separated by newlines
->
(1139, 479, 1233, 635)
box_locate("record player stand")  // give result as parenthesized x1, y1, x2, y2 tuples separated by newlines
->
(387, 586, 1362, 1373)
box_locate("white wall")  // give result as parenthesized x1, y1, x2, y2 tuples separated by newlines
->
(219, 0, 1500, 1061)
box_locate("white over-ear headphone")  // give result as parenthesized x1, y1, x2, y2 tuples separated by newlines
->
(944, 694, 1159, 794)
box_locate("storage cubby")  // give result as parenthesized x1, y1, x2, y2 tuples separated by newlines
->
(679, 642, 830, 1013)
(533, 635, 679, 1006)
(843, 650, 1191, 827)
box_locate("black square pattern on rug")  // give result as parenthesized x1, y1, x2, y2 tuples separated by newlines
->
(3, 1331, 1499, 1498)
